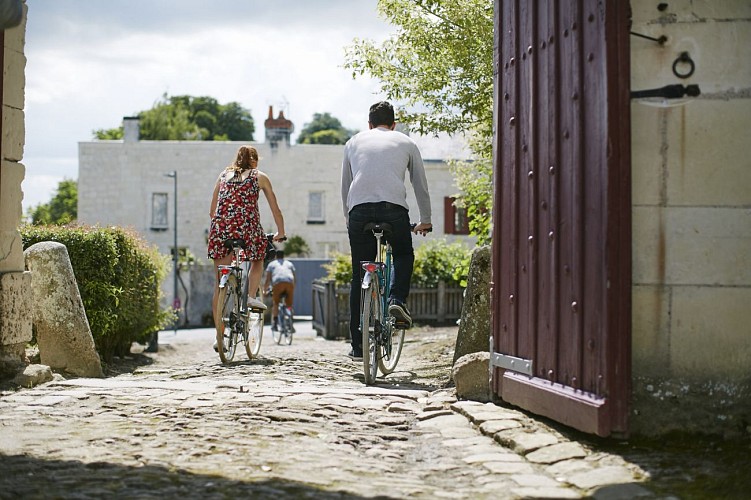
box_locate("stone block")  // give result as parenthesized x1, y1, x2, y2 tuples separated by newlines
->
(452, 351, 490, 403)
(670, 100, 751, 207)
(24, 242, 103, 377)
(0, 161, 25, 231)
(630, 103, 665, 207)
(671, 286, 751, 378)
(453, 245, 491, 364)
(1, 109, 25, 162)
(0, 270, 32, 346)
(3, 47, 27, 110)
(631, 285, 671, 375)
(634, 207, 751, 287)
(665, 207, 751, 286)
(631, 206, 665, 285)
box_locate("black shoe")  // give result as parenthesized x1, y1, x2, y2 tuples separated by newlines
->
(348, 347, 363, 360)
(388, 299, 412, 328)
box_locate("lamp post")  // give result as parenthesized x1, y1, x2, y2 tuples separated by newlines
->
(165, 171, 178, 333)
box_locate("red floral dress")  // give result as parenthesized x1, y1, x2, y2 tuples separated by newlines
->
(207, 169, 266, 261)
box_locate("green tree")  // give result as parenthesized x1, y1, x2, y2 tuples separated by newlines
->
(296, 112, 355, 145)
(28, 179, 78, 225)
(344, 0, 494, 242)
(283, 235, 310, 257)
(93, 94, 255, 141)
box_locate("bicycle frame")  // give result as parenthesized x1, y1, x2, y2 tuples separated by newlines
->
(218, 248, 249, 311)
(360, 229, 393, 327)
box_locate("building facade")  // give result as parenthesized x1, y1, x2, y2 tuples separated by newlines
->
(77, 112, 475, 323)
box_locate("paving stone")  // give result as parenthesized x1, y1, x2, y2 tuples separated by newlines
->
(479, 418, 523, 435)
(463, 452, 523, 464)
(511, 486, 583, 499)
(510, 473, 562, 488)
(545, 458, 595, 479)
(415, 413, 469, 429)
(526, 442, 588, 464)
(495, 429, 560, 454)
(483, 460, 537, 474)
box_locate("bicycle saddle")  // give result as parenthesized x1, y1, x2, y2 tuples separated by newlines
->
(222, 238, 247, 250)
(363, 222, 393, 237)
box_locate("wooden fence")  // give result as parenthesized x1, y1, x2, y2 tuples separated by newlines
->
(312, 279, 464, 340)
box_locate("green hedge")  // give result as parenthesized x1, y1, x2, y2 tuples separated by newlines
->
(323, 238, 472, 288)
(20, 225, 174, 361)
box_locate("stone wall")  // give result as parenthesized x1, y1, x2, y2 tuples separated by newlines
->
(0, 2, 31, 363)
(629, 0, 751, 436)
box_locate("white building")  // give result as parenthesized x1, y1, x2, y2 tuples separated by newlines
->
(77, 109, 475, 321)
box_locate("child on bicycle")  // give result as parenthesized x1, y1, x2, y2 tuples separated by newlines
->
(340, 101, 432, 360)
(208, 145, 286, 337)
(263, 249, 296, 332)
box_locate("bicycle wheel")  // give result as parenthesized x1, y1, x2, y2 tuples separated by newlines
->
(217, 275, 239, 363)
(378, 322, 405, 375)
(245, 309, 263, 359)
(281, 306, 294, 345)
(272, 311, 283, 345)
(361, 280, 380, 385)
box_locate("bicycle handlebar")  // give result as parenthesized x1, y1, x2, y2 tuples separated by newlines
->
(266, 233, 287, 242)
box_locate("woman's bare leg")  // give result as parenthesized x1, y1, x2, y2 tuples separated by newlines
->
(247, 259, 264, 302)
(212, 255, 232, 333)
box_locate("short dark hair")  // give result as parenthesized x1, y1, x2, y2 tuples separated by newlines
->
(368, 101, 395, 127)
(275, 250, 285, 259)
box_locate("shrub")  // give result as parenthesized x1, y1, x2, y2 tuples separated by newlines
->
(283, 235, 310, 257)
(412, 239, 472, 287)
(323, 239, 472, 288)
(20, 224, 174, 361)
(322, 252, 352, 286)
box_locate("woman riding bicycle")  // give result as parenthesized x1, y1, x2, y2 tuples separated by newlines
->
(208, 145, 286, 338)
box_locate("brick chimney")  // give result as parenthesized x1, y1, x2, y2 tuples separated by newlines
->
(123, 116, 140, 143)
(264, 106, 294, 148)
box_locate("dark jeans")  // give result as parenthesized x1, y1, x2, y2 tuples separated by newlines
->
(348, 202, 414, 349)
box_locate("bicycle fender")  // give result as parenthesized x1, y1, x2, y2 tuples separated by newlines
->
(361, 271, 372, 289)
(219, 273, 229, 289)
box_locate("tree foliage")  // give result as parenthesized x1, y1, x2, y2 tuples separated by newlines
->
(296, 112, 355, 145)
(93, 94, 255, 141)
(283, 235, 311, 257)
(344, 0, 494, 242)
(27, 179, 78, 225)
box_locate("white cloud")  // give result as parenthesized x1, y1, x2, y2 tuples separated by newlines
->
(21, 0, 393, 211)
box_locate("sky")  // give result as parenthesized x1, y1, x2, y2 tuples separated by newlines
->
(21, 0, 394, 212)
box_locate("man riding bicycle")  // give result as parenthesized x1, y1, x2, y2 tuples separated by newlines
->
(263, 249, 296, 332)
(340, 101, 432, 360)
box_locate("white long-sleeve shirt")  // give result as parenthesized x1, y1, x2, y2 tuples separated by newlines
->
(341, 127, 432, 224)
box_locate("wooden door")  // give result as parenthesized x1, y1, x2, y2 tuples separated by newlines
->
(491, 0, 631, 437)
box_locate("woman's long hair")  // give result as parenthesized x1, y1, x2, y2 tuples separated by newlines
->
(228, 145, 259, 174)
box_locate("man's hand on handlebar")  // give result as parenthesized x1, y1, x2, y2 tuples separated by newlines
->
(412, 223, 433, 236)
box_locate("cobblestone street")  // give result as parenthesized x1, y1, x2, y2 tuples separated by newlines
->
(0, 323, 738, 499)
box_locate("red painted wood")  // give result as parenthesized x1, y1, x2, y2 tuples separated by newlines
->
(491, 0, 631, 437)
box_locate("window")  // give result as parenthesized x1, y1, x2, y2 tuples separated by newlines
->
(444, 197, 469, 235)
(307, 191, 325, 224)
(151, 193, 169, 229)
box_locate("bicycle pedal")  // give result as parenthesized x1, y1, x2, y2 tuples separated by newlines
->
(394, 321, 411, 329)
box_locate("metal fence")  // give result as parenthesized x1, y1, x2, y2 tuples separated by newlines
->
(312, 279, 464, 340)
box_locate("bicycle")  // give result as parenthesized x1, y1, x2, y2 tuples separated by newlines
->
(271, 292, 294, 345)
(216, 234, 283, 363)
(359, 222, 430, 384)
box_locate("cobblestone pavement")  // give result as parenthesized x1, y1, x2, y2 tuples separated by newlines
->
(1, 323, 661, 499)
